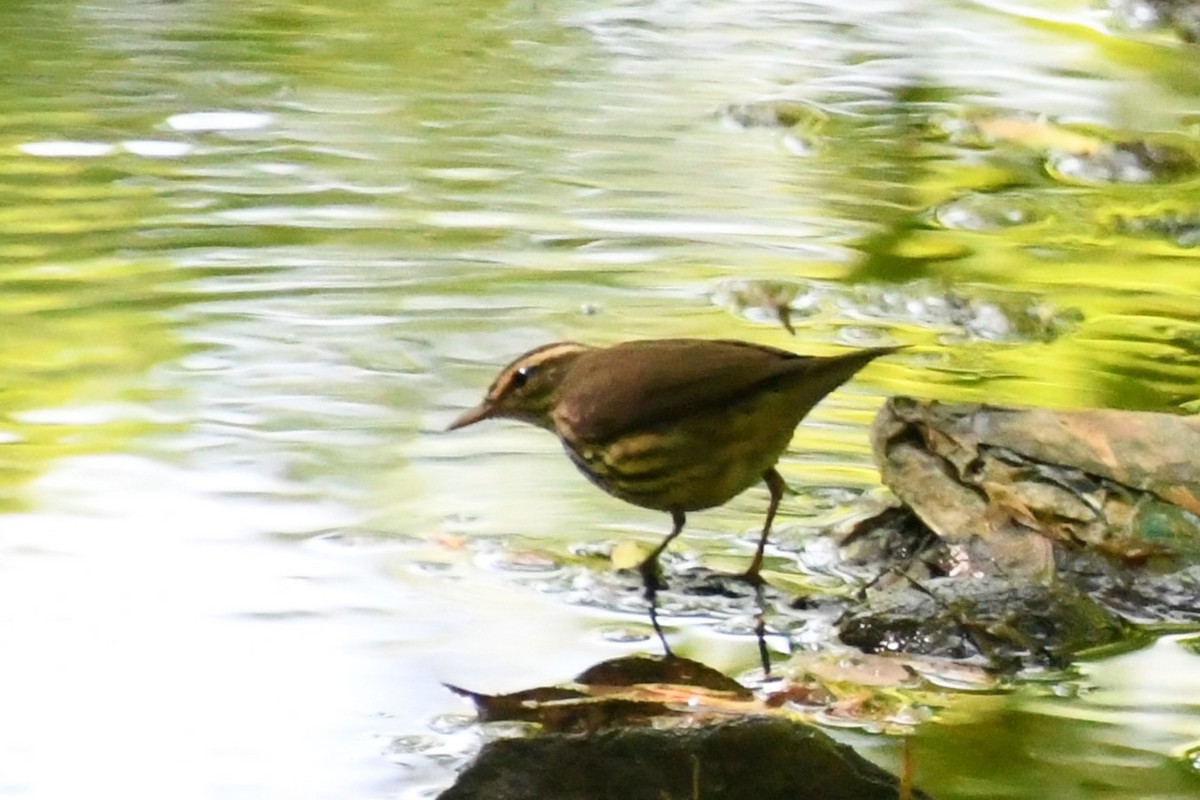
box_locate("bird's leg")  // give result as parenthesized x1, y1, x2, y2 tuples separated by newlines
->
(742, 467, 784, 585)
(638, 509, 686, 658)
(745, 468, 785, 676)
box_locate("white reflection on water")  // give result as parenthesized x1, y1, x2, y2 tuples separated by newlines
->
(0, 463, 364, 796)
(166, 111, 274, 133)
(1028, 635, 1200, 755)
(0, 454, 607, 799)
(0, 457, 387, 798)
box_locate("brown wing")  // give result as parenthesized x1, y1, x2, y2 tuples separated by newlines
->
(555, 339, 897, 442)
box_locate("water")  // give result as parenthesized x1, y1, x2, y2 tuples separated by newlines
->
(1, 0, 1199, 797)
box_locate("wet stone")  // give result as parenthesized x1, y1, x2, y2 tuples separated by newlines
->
(436, 717, 933, 800)
(837, 576, 1129, 670)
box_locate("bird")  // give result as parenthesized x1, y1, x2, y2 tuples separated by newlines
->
(447, 338, 901, 656)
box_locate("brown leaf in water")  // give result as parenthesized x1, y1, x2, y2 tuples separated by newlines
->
(446, 653, 968, 734)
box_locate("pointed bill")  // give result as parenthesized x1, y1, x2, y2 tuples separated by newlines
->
(447, 402, 493, 431)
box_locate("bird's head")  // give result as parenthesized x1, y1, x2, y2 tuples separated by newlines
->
(447, 341, 593, 432)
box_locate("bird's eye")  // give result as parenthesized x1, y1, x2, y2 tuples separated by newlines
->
(511, 365, 534, 389)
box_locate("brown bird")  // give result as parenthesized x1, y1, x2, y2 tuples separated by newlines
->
(448, 338, 900, 655)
